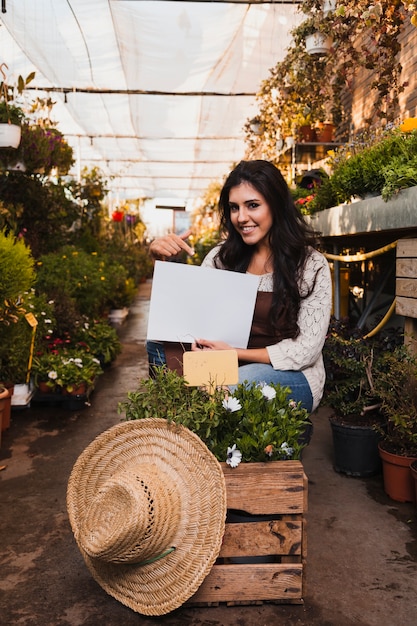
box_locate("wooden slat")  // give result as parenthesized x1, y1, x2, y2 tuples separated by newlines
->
(219, 519, 302, 558)
(396, 277, 417, 298)
(396, 295, 417, 318)
(396, 258, 417, 278)
(397, 239, 417, 258)
(221, 461, 306, 515)
(188, 563, 303, 604)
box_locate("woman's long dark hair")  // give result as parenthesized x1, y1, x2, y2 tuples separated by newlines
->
(214, 160, 318, 339)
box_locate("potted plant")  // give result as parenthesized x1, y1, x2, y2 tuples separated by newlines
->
(373, 344, 417, 502)
(119, 366, 311, 465)
(0, 68, 35, 150)
(322, 318, 398, 477)
(0, 383, 9, 435)
(73, 320, 122, 367)
(308, 125, 417, 213)
(32, 347, 103, 396)
(0, 230, 36, 408)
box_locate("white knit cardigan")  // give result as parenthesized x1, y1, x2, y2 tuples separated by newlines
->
(202, 246, 332, 411)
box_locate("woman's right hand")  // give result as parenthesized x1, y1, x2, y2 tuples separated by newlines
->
(149, 229, 195, 259)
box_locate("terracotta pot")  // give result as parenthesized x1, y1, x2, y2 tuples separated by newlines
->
(0, 387, 8, 436)
(378, 443, 416, 503)
(38, 381, 54, 394)
(62, 383, 87, 396)
(0, 384, 14, 432)
(316, 122, 335, 143)
(298, 125, 316, 143)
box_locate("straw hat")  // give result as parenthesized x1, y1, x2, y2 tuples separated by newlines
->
(67, 418, 227, 616)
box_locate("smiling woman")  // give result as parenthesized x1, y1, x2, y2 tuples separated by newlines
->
(148, 159, 332, 414)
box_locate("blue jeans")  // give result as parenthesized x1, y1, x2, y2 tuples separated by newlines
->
(235, 363, 313, 413)
(146, 341, 166, 377)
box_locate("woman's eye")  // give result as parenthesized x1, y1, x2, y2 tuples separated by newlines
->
(249, 202, 260, 209)
(229, 205, 238, 212)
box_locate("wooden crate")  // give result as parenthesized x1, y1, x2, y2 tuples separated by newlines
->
(187, 460, 307, 606)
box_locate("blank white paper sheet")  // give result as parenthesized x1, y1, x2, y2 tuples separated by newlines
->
(147, 261, 259, 348)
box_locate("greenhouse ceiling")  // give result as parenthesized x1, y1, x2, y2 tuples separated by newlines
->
(0, 0, 301, 203)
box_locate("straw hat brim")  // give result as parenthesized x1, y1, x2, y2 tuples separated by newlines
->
(67, 418, 227, 616)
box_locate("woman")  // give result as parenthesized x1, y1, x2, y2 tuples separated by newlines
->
(148, 160, 332, 412)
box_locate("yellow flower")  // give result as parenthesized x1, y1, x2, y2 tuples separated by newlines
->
(400, 117, 417, 132)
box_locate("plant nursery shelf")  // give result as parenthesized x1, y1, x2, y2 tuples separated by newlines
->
(187, 460, 307, 606)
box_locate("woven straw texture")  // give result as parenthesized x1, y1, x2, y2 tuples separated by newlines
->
(67, 418, 227, 616)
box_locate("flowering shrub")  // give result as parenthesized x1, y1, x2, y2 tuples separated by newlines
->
(32, 348, 103, 393)
(73, 320, 122, 365)
(119, 367, 310, 465)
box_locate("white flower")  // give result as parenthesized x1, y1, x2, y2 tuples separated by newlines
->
(222, 396, 242, 412)
(48, 370, 58, 380)
(44, 319, 52, 324)
(289, 400, 297, 409)
(226, 444, 242, 468)
(261, 384, 276, 400)
(280, 442, 294, 457)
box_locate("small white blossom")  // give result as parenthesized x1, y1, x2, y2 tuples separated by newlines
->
(44, 319, 52, 324)
(226, 444, 242, 468)
(222, 396, 242, 412)
(280, 442, 294, 457)
(289, 400, 297, 409)
(261, 384, 276, 400)
(48, 370, 58, 380)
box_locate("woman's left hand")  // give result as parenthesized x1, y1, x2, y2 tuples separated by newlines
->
(192, 339, 232, 351)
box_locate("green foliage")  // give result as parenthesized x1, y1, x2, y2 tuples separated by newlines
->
(0, 289, 56, 384)
(322, 317, 402, 420)
(103, 239, 153, 286)
(32, 347, 103, 393)
(0, 102, 25, 125)
(35, 243, 147, 318)
(0, 230, 35, 322)
(0, 314, 32, 383)
(119, 367, 310, 463)
(187, 230, 221, 266)
(35, 246, 110, 318)
(0, 173, 81, 256)
(0, 124, 74, 175)
(73, 320, 122, 365)
(373, 344, 417, 457)
(310, 128, 417, 212)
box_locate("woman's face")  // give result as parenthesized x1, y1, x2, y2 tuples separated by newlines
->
(228, 181, 273, 248)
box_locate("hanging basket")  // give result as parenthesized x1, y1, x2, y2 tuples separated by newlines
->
(0, 123, 21, 148)
(305, 32, 332, 56)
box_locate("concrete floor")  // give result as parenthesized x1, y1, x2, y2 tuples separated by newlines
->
(1, 282, 417, 626)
